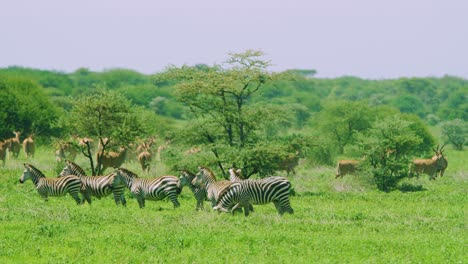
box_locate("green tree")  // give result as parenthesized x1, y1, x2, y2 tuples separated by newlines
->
(311, 100, 374, 154)
(0, 76, 61, 139)
(441, 119, 466, 150)
(154, 50, 307, 178)
(356, 116, 423, 192)
(69, 89, 145, 175)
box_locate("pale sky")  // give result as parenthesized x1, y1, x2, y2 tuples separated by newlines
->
(1, 0, 467, 79)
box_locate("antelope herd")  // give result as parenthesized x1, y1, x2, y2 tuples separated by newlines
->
(0, 131, 452, 215)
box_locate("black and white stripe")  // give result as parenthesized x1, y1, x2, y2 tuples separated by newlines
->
(214, 174, 294, 216)
(19, 163, 82, 204)
(179, 169, 207, 211)
(59, 160, 126, 206)
(113, 167, 181, 209)
(192, 166, 233, 208)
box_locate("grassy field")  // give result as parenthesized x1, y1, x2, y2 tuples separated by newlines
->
(0, 146, 466, 263)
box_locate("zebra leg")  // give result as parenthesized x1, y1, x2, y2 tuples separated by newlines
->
(171, 197, 181, 208)
(82, 191, 92, 205)
(70, 191, 82, 205)
(243, 204, 250, 216)
(120, 194, 127, 207)
(273, 200, 283, 215)
(135, 196, 145, 208)
(196, 201, 204, 211)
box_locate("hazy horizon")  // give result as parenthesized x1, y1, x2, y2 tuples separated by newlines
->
(1, 0, 467, 79)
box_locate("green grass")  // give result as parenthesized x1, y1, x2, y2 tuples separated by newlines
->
(0, 146, 466, 263)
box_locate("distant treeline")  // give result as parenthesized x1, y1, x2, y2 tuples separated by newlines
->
(1, 66, 466, 123)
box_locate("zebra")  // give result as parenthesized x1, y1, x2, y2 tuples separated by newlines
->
(19, 163, 83, 205)
(213, 174, 294, 216)
(191, 166, 234, 209)
(111, 167, 181, 209)
(179, 169, 207, 211)
(59, 160, 127, 206)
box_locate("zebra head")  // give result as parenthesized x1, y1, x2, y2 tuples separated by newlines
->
(179, 169, 196, 187)
(58, 162, 73, 178)
(114, 167, 138, 188)
(192, 166, 211, 187)
(19, 163, 38, 184)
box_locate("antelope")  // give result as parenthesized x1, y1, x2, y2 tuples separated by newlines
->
(55, 141, 78, 162)
(23, 134, 35, 159)
(137, 140, 154, 174)
(0, 140, 8, 166)
(432, 144, 448, 178)
(7, 131, 22, 159)
(335, 160, 360, 178)
(98, 146, 128, 173)
(410, 145, 448, 180)
(278, 150, 301, 176)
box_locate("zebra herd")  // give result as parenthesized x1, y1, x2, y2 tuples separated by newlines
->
(19, 161, 294, 216)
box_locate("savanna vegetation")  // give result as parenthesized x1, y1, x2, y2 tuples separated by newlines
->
(0, 50, 466, 263)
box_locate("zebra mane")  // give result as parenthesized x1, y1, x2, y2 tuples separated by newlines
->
(180, 169, 196, 178)
(118, 167, 139, 178)
(199, 166, 216, 180)
(65, 160, 87, 176)
(24, 163, 45, 178)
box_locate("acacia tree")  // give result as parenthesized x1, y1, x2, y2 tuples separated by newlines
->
(69, 89, 144, 175)
(154, 50, 309, 178)
(312, 100, 375, 154)
(356, 116, 423, 192)
(441, 119, 466, 150)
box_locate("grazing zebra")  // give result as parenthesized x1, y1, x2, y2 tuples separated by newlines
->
(179, 169, 207, 211)
(214, 174, 294, 216)
(192, 166, 234, 208)
(59, 160, 127, 206)
(112, 167, 181, 209)
(19, 163, 82, 204)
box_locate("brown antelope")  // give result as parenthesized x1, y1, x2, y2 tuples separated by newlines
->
(23, 134, 35, 159)
(409, 145, 448, 180)
(55, 141, 78, 162)
(0, 140, 8, 166)
(335, 159, 361, 178)
(432, 144, 448, 178)
(156, 139, 171, 161)
(137, 139, 154, 174)
(98, 146, 128, 173)
(7, 131, 22, 159)
(278, 151, 301, 176)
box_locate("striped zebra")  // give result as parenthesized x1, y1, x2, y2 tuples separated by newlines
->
(19, 163, 82, 204)
(112, 167, 181, 209)
(214, 173, 294, 216)
(59, 160, 127, 206)
(191, 166, 234, 209)
(179, 169, 207, 211)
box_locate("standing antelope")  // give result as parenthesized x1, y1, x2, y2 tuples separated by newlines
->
(98, 146, 128, 173)
(410, 145, 448, 180)
(0, 141, 8, 166)
(335, 160, 360, 178)
(7, 131, 22, 159)
(23, 134, 35, 159)
(136, 138, 154, 174)
(432, 144, 448, 178)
